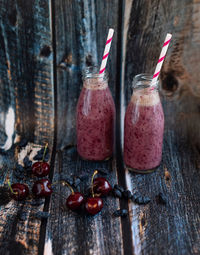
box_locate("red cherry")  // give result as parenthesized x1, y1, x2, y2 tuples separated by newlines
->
(85, 197, 103, 215)
(66, 192, 84, 211)
(93, 177, 112, 196)
(10, 183, 29, 201)
(32, 179, 52, 197)
(32, 162, 50, 177)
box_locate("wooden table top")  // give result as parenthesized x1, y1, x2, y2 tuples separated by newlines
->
(0, 0, 200, 254)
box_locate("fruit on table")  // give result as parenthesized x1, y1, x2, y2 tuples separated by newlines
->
(93, 177, 112, 197)
(10, 183, 29, 201)
(85, 197, 103, 215)
(32, 179, 52, 197)
(32, 162, 50, 177)
(66, 192, 84, 211)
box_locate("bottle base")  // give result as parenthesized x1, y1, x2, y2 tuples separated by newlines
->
(125, 164, 160, 174)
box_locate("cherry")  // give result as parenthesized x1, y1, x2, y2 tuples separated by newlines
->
(32, 162, 50, 177)
(8, 181, 29, 201)
(85, 197, 103, 215)
(85, 170, 103, 215)
(32, 179, 52, 197)
(62, 181, 84, 211)
(66, 192, 84, 211)
(32, 143, 50, 177)
(93, 177, 112, 197)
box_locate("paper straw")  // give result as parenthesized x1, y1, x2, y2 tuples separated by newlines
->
(151, 33, 172, 85)
(99, 28, 114, 74)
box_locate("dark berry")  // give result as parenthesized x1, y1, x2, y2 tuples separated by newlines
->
(85, 197, 103, 215)
(123, 190, 133, 199)
(66, 192, 84, 211)
(14, 164, 25, 179)
(93, 177, 112, 197)
(114, 184, 124, 193)
(32, 162, 50, 177)
(33, 147, 49, 161)
(113, 189, 122, 198)
(10, 183, 29, 201)
(23, 156, 32, 168)
(156, 192, 167, 205)
(32, 179, 52, 197)
(113, 209, 128, 217)
(97, 168, 109, 175)
(132, 193, 151, 205)
(15, 163, 24, 172)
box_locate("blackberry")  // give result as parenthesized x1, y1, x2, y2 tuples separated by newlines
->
(97, 168, 109, 175)
(23, 156, 32, 168)
(123, 190, 133, 199)
(113, 189, 122, 198)
(114, 184, 124, 193)
(132, 192, 151, 205)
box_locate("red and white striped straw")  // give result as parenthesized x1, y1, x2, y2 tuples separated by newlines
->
(99, 28, 114, 74)
(151, 33, 172, 85)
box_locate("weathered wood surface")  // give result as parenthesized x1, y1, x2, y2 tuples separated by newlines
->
(43, 1, 127, 255)
(0, 0, 54, 254)
(44, 150, 123, 255)
(0, 0, 200, 255)
(123, 0, 200, 254)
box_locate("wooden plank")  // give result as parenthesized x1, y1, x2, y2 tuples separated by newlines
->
(123, 0, 200, 254)
(54, 0, 119, 149)
(0, 0, 54, 254)
(44, 149, 123, 255)
(0, 0, 54, 147)
(44, 1, 126, 255)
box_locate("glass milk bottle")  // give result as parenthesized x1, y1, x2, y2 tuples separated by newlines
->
(124, 74, 164, 173)
(76, 66, 116, 161)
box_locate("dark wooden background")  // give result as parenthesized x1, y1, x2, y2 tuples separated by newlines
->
(0, 0, 200, 255)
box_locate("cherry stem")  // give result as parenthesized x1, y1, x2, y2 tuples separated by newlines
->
(42, 142, 48, 162)
(7, 180, 17, 195)
(61, 181, 74, 195)
(91, 170, 98, 198)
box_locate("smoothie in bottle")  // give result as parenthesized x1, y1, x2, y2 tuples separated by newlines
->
(124, 74, 164, 173)
(76, 67, 116, 161)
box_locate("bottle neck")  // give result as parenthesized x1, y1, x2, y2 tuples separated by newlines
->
(82, 66, 108, 90)
(83, 77, 108, 90)
(131, 87, 160, 106)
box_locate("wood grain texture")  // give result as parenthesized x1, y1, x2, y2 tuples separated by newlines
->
(123, 0, 200, 254)
(0, 0, 54, 254)
(44, 148, 123, 255)
(0, 0, 54, 148)
(54, 0, 119, 149)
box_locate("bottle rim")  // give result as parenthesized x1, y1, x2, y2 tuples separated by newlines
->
(82, 66, 108, 80)
(132, 73, 159, 89)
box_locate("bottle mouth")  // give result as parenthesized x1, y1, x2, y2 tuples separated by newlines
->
(132, 73, 159, 89)
(82, 66, 108, 80)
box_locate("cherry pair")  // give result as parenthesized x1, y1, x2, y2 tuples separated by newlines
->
(66, 170, 112, 215)
(9, 179, 53, 201)
(9, 143, 52, 201)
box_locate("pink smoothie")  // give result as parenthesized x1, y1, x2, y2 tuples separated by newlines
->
(124, 89, 164, 171)
(76, 78, 115, 161)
